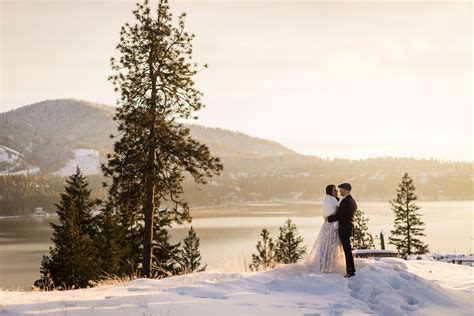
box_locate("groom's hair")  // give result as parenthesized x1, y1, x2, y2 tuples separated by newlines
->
(326, 184, 336, 195)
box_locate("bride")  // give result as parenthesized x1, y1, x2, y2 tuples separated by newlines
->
(304, 184, 345, 274)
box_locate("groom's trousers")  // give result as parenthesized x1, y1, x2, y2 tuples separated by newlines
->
(340, 233, 355, 274)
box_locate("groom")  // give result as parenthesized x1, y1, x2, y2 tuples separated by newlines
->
(327, 183, 357, 277)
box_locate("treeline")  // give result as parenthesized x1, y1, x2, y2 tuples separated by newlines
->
(215, 156, 473, 201)
(2, 160, 471, 216)
(0, 175, 107, 216)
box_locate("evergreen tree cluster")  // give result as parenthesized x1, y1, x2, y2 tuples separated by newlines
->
(35, 168, 206, 289)
(249, 219, 307, 271)
(33, 1, 432, 290)
(36, 0, 216, 289)
(104, 0, 222, 277)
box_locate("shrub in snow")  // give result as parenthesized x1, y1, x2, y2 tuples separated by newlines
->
(275, 219, 307, 264)
(249, 228, 277, 271)
(180, 226, 206, 273)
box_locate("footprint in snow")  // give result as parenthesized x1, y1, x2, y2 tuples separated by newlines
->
(371, 287, 383, 297)
(406, 296, 419, 306)
(172, 287, 228, 300)
(399, 272, 414, 281)
(388, 276, 402, 290)
(401, 304, 418, 312)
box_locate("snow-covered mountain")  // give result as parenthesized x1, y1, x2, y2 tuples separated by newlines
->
(0, 99, 295, 175)
(0, 145, 40, 175)
(1, 99, 472, 201)
(0, 99, 117, 174)
(53, 149, 101, 176)
(0, 258, 472, 315)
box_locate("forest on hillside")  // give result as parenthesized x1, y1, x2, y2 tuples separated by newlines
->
(1, 158, 471, 216)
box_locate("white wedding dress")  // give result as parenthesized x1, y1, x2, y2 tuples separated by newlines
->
(304, 195, 345, 274)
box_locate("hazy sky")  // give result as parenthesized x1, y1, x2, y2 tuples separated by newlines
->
(1, 0, 472, 161)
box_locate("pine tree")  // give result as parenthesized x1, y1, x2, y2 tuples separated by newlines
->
(151, 207, 182, 277)
(389, 173, 429, 258)
(249, 228, 276, 271)
(351, 209, 375, 250)
(104, 0, 223, 278)
(94, 202, 131, 278)
(180, 226, 205, 273)
(35, 167, 99, 290)
(275, 219, 307, 264)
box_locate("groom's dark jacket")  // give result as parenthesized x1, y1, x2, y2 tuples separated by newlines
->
(327, 195, 357, 236)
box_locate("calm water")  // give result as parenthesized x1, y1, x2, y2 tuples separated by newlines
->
(1, 201, 472, 289)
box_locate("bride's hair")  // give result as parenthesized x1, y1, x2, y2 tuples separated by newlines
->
(326, 184, 336, 195)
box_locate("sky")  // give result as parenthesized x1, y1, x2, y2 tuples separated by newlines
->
(1, 0, 472, 161)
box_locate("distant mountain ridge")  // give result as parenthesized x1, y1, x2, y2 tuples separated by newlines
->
(0, 99, 472, 209)
(0, 99, 296, 174)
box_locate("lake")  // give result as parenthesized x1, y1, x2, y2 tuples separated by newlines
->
(1, 200, 472, 289)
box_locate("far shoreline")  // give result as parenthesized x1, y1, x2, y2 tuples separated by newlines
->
(1, 199, 473, 220)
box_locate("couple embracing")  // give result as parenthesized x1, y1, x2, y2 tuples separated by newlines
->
(305, 183, 357, 278)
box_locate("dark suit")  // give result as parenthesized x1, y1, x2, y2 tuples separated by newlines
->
(328, 195, 357, 274)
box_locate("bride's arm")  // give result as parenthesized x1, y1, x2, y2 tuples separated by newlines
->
(322, 196, 338, 218)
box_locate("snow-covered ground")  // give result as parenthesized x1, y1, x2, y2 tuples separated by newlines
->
(0, 145, 40, 175)
(0, 146, 21, 166)
(53, 149, 101, 176)
(1, 258, 472, 315)
(2, 165, 41, 176)
(409, 254, 474, 267)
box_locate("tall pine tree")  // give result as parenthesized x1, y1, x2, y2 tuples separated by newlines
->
(389, 173, 429, 258)
(35, 167, 99, 290)
(351, 209, 375, 250)
(104, 0, 223, 278)
(249, 228, 276, 271)
(275, 219, 307, 264)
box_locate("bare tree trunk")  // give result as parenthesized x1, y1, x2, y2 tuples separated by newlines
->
(142, 124, 156, 277)
(142, 47, 158, 278)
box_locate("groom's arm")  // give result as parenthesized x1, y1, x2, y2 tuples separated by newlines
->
(327, 213, 338, 222)
(328, 200, 350, 222)
(327, 204, 342, 222)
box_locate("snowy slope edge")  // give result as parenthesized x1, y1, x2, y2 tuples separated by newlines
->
(0, 259, 472, 315)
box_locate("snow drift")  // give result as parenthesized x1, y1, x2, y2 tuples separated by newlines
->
(0, 258, 472, 315)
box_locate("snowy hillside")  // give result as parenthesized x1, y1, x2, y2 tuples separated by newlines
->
(0, 145, 40, 175)
(0, 99, 296, 174)
(53, 149, 101, 176)
(0, 99, 116, 173)
(1, 99, 472, 201)
(1, 259, 472, 315)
